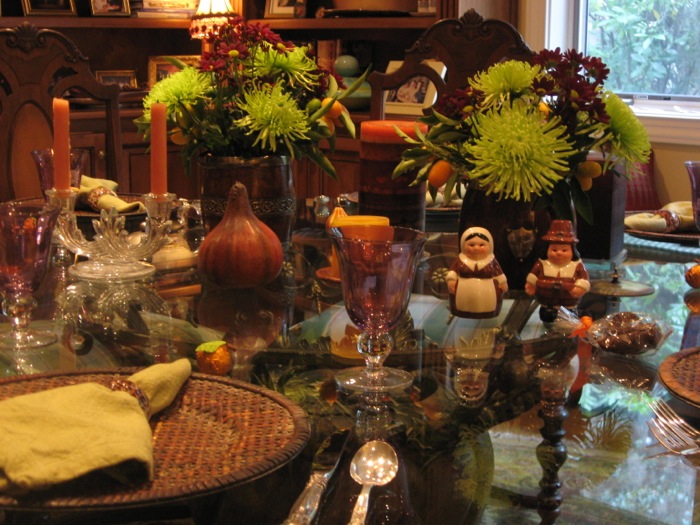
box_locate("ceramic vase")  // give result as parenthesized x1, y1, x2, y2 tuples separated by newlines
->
(458, 187, 552, 290)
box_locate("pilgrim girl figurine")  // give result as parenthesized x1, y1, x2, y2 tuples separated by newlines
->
(446, 227, 508, 319)
(525, 220, 590, 322)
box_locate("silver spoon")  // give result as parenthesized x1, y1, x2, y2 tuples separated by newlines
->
(348, 440, 399, 525)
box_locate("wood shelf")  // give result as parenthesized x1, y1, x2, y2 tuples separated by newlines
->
(0, 15, 436, 32)
(251, 15, 437, 31)
(0, 16, 192, 29)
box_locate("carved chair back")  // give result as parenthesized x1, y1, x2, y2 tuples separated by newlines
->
(0, 22, 123, 201)
(368, 9, 535, 120)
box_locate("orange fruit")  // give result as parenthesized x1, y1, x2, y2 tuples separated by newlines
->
(427, 160, 454, 188)
(321, 97, 344, 119)
(195, 340, 233, 376)
(321, 115, 335, 135)
(575, 173, 593, 191)
(685, 289, 700, 312)
(577, 160, 603, 179)
(169, 128, 190, 145)
(686, 263, 700, 288)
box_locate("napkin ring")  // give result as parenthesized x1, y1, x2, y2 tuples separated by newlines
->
(109, 379, 151, 418)
(86, 186, 117, 211)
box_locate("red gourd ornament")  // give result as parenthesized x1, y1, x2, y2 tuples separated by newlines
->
(197, 182, 284, 288)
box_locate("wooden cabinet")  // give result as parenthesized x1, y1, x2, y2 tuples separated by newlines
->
(1, 0, 518, 203)
(68, 107, 198, 198)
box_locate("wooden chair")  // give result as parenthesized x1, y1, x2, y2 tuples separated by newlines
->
(368, 9, 535, 120)
(0, 22, 123, 201)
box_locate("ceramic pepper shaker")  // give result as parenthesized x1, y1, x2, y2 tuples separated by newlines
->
(525, 220, 590, 322)
(446, 227, 508, 319)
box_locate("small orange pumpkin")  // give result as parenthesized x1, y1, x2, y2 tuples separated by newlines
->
(686, 260, 700, 288)
(197, 182, 284, 288)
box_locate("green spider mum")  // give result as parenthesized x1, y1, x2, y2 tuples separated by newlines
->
(234, 83, 311, 156)
(465, 103, 575, 201)
(142, 67, 213, 119)
(253, 45, 321, 93)
(469, 60, 541, 109)
(603, 91, 651, 172)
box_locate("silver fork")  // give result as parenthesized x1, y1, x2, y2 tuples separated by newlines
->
(649, 398, 700, 442)
(647, 413, 700, 456)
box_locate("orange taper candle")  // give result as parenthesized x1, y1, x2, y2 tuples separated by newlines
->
(150, 103, 168, 194)
(52, 98, 71, 191)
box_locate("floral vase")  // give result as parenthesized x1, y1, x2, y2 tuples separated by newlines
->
(197, 155, 296, 245)
(458, 187, 552, 290)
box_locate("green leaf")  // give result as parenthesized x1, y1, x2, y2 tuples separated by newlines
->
(164, 56, 193, 70)
(326, 75, 338, 98)
(570, 178, 594, 225)
(550, 182, 575, 221)
(336, 65, 372, 100)
(428, 184, 438, 202)
(337, 108, 355, 137)
(306, 146, 337, 179)
(392, 159, 418, 179)
(401, 147, 432, 160)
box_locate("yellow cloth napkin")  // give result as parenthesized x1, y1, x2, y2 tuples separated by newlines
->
(0, 358, 191, 494)
(79, 175, 146, 214)
(624, 201, 696, 232)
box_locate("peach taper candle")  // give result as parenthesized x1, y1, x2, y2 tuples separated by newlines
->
(150, 103, 168, 195)
(52, 98, 71, 191)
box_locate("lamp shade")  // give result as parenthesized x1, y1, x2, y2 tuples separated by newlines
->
(189, 0, 239, 39)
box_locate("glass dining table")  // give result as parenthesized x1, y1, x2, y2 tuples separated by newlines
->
(0, 226, 699, 525)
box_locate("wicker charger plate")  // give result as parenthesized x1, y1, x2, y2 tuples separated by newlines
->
(658, 347, 700, 407)
(0, 369, 310, 511)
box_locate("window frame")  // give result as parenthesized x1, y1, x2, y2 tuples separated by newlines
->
(521, 0, 700, 146)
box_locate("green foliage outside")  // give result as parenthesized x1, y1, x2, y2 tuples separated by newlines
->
(586, 0, 700, 96)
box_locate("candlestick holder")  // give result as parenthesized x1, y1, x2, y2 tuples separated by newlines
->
(47, 189, 175, 282)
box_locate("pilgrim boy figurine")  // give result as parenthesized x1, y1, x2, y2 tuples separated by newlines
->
(525, 220, 590, 322)
(446, 227, 508, 319)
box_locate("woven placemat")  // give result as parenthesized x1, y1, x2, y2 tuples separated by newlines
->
(658, 347, 700, 407)
(0, 369, 310, 511)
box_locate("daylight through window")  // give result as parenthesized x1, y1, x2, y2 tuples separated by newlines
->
(582, 0, 700, 100)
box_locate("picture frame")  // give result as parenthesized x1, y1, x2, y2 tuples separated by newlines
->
(90, 0, 130, 16)
(147, 55, 200, 88)
(21, 0, 77, 16)
(96, 70, 138, 89)
(384, 60, 446, 116)
(264, 0, 295, 18)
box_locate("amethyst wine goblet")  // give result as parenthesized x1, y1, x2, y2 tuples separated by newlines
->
(328, 225, 426, 392)
(0, 202, 60, 349)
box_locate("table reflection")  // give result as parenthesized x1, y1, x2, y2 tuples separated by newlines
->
(0, 230, 697, 525)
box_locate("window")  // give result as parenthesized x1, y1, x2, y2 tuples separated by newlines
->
(580, 0, 700, 101)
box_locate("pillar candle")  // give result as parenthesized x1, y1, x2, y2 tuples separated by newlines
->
(359, 120, 428, 230)
(330, 215, 392, 241)
(52, 98, 71, 191)
(150, 103, 168, 194)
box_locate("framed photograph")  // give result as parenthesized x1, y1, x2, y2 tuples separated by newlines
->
(90, 0, 130, 16)
(265, 0, 295, 18)
(21, 0, 77, 16)
(96, 70, 138, 89)
(148, 55, 200, 88)
(384, 60, 446, 116)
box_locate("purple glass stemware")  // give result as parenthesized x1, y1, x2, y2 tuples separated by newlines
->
(0, 202, 60, 349)
(328, 225, 426, 392)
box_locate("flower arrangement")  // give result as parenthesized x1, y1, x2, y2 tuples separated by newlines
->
(393, 48, 651, 223)
(135, 17, 366, 178)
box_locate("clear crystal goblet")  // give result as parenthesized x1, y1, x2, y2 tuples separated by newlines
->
(328, 225, 426, 392)
(0, 202, 61, 349)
